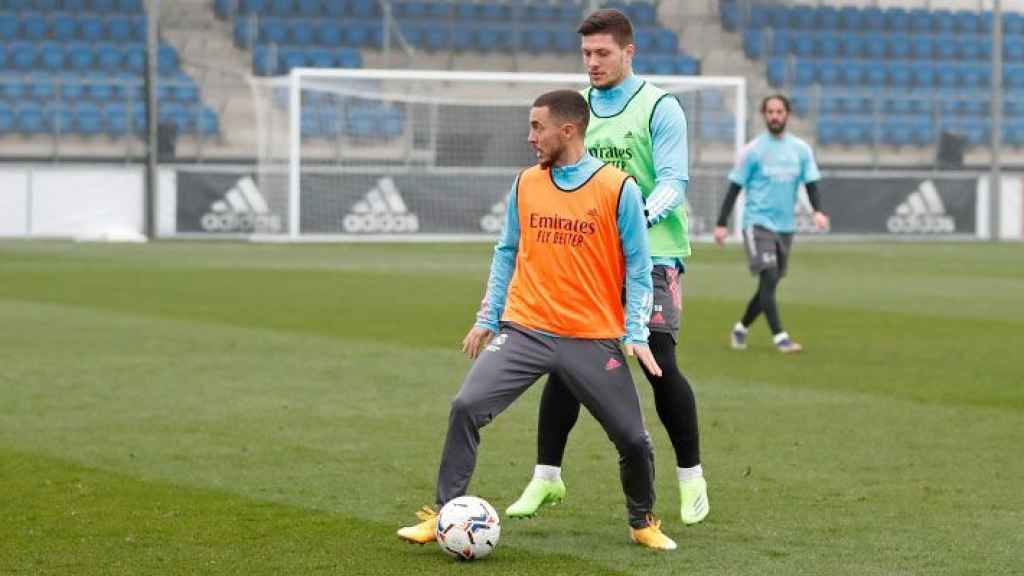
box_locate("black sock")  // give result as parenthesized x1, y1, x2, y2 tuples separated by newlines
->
(640, 332, 700, 468)
(536, 373, 580, 468)
(757, 268, 783, 335)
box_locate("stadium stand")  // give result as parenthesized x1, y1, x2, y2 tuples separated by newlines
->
(721, 1, 1024, 148)
(0, 0, 218, 144)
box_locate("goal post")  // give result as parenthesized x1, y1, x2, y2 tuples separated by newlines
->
(253, 68, 746, 241)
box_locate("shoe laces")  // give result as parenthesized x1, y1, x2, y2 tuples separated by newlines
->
(415, 506, 437, 522)
(643, 514, 664, 533)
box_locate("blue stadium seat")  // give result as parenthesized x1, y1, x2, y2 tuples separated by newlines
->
(817, 117, 840, 145)
(866, 34, 887, 59)
(33, 0, 59, 11)
(253, 45, 276, 75)
(240, 0, 268, 15)
(317, 21, 342, 46)
(886, 8, 909, 32)
(961, 97, 989, 116)
(40, 42, 64, 71)
(0, 102, 13, 133)
(0, 14, 17, 42)
(102, 102, 128, 136)
(323, 0, 347, 18)
(766, 58, 786, 87)
(197, 105, 219, 136)
(961, 64, 990, 87)
(290, 20, 315, 45)
(1006, 65, 1024, 88)
(476, 25, 512, 52)
(789, 89, 810, 116)
(864, 8, 885, 31)
(344, 21, 383, 48)
(912, 36, 933, 60)
(0, 76, 27, 100)
(958, 37, 983, 60)
(425, 1, 449, 19)
(66, 42, 94, 71)
(29, 73, 55, 101)
(124, 45, 144, 74)
(90, 0, 116, 13)
(817, 60, 840, 85)
(909, 9, 932, 33)
(768, 6, 791, 29)
(935, 35, 957, 60)
(16, 103, 45, 134)
(792, 34, 814, 58)
(839, 35, 865, 59)
(158, 44, 179, 74)
(86, 76, 115, 101)
(771, 30, 791, 57)
(51, 14, 76, 42)
(817, 35, 840, 59)
(422, 27, 447, 52)
(24, 12, 48, 41)
(108, 17, 134, 44)
(114, 73, 141, 100)
(1005, 39, 1024, 62)
(883, 117, 915, 146)
(888, 36, 911, 60)
(818, 94, 842, 115)
(934, 10, 955, 34)
(307, 47, 333, 67)
(172, 76, 199, 103)
(1005, 13, 1024, 36)
(337, 47, 360, 68)
(654, 29, 678, 54)
(349, 0, 378, 19)
(793, 60, 815, 86)
(270, 0, 295, 17)
(75, 102, 103, 135)
(119, 0, 142, 12)
(522, 28, 551, 53)
(11, 42, 35, 71)
(260, 19, 288, 45)
(743, 29, 761, 59)
(96, 43, 123, 72)
(818, 7, 839, 30)
(627, 3, 656, 27)
(913, 63, 935, 87)
(47, 103, 74, 134)
(866, 63, 887, 86)
(79, 17, 105, 43)
(838, 6, 862, 30)
(60, 76, 85, 101)
(454, 2, 477, 21)
(676, 55, 699, 75)
(889, 63, 912, 87)
(1003, 120, 1024, 146)
(937, 65, 959, 88)
(63, 0, 86, 10)
(954, 10, 980, 34)
(748, 6, 770, 30)
(279, 47, 306, 73)
(296, 0, 319, 17)
(452, 26, 473, 51)
(793, 6, 815, 30)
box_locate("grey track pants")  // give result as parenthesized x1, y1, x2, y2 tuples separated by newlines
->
(435, 323, 656, 528)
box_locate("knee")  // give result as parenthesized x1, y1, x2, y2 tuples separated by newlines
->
(617, 430, 653, 458)
(450, 395, 490, 427)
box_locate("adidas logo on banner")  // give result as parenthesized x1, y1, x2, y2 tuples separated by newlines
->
(343, 177, 419, 233)
(480, 200, 505, 233)
(887, 180, 956, 234)
(201, 176, 282, 233)
(794, 185, 826, 234)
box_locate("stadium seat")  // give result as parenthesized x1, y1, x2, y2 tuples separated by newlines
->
(423, 27, 448, 52)
(15, 103, 45, 134)
(864, 8, 885, 31)
(11, 42, 35, 71)
(290, 20, 316, 46)
(23, 12, 48, 41)
(323, 0, 346, 18)
(909, 9, 932, 33)
(296, 0, 319, 17)
(743, 29, 762, 59)
(67, 42, 94, 71)
(838, 6, 862, 31)
(888, 36, 911, 60)
(124, 45, 144, 74)
(912, 36, 933, 60)
(934, 10, 955, 34)
(954, 10, 980, 34)
(793, 34, 814, 58)
(818, 7, 839, 30)
(64, 0, 86, 10)
(79, 17, 106, 43)
(654, 29, 678, 54)
(748, 5, 769, 30)
(793, 60, 815, 86)
(158, 44, 179, 74)
(29, 73, 55, 101)
(913, 63, 936, 88)
(935, 35, 957, 60)
(865, 63, 887, 86)
(197, 105, 219, 136)
(817, 35, 840, 59)
(349, 0, 379, 19)
(260, 19, 288, 45)
(118, 0, 142, 12)
(0, 14, 16, 42)
(886, 8, 909, 32)
(40, 42, 65, 71)
(1005, 13, 1024, 36)
(890, 63, 912, 87)
(771, 30, 791, 58)
(96, 43, 123, 72)
(270, 0, 294, 17)
(866, 34, 887, 59)
(91, 0, 116, 13)
(46, 103, 74, 134)
(75, 101, 103, 135)
(452, 26, 473, 51)
(0, 102, 13, 133)
(766, 58, 786, 87)
(839, 35, 865, 59)
(317, 21, 342, 46)
(60, 76, 86, 101)
(51, 15, 77, 42)
(817, 60, 840, 85)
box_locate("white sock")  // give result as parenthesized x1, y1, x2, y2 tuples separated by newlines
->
(533, 464, 561, 482)
(733, 322, 748, 334)
(773, 331, 790, 345)
(677, 464, 703, 482)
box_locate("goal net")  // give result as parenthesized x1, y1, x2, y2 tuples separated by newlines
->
(252, 69, 746, 241)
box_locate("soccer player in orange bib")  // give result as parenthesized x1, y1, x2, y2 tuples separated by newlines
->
(397, 90, 677, 550)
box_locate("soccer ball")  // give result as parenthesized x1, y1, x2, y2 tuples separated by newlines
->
(435, 496, 501, 561)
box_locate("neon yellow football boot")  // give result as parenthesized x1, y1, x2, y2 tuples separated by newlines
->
(679, 476, 710, 525)
(396, 506, 438, 544)
(505, 478, 566, 518)
(630, 516, 677, 551)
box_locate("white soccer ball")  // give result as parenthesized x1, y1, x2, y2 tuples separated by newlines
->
(435, 496, 501, 561)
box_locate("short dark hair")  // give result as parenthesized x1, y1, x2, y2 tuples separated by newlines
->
(761, 94, 791, 114)
(577, 8, 634, 48)
(532, 90, 590, 133)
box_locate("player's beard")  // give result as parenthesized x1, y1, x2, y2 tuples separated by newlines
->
(767, 120, 786, 134)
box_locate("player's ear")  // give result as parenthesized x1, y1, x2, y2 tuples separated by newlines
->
(624, 43, 635, 60)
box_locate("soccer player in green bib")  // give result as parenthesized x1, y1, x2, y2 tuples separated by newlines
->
(506, 9, 709, 526)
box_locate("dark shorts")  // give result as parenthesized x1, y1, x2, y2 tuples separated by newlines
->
(743, 225, 794, 277)
(648, 264, 683, 341)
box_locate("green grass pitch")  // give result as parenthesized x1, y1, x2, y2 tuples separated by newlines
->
(0, 240, 1021, 575)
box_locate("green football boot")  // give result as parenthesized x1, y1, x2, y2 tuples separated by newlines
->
(505, 478, 566, 518)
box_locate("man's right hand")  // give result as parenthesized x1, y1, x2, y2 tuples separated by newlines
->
(713, 225, 729, 246)
(461, 326, 495, 359)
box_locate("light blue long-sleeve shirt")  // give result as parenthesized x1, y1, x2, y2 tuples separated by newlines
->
(475, 152, 654, 344)
(589, 73, 689, 269)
